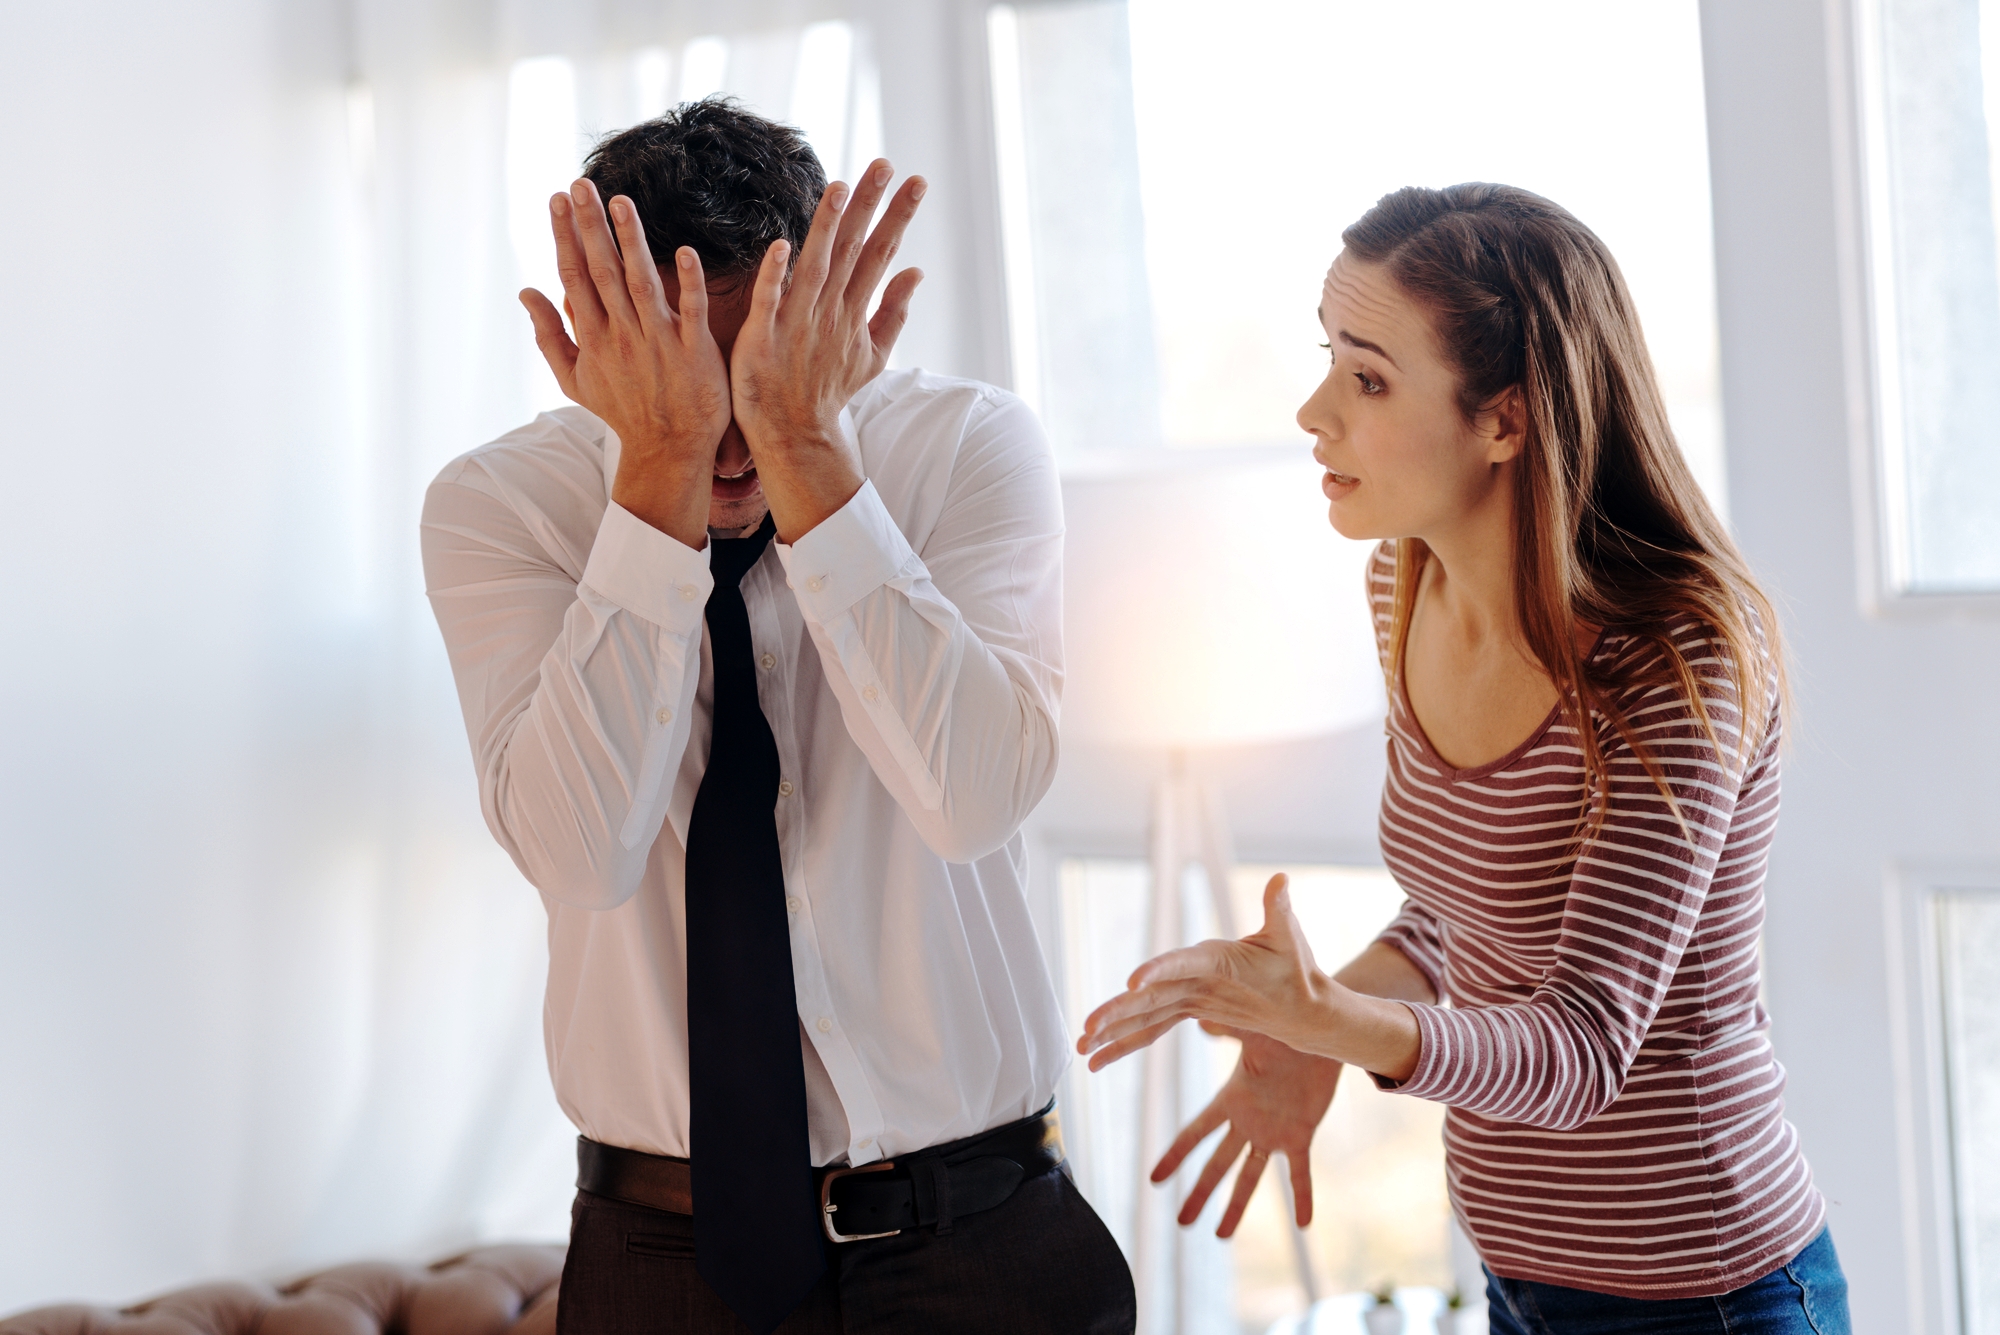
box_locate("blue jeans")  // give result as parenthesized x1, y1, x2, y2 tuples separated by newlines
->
(1484, 1227, 1850, 1335)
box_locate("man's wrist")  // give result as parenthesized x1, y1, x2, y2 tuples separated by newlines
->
(612, 457, 710, 550)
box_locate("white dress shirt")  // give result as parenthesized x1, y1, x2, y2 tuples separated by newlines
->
(421, 369, 1068, 1169)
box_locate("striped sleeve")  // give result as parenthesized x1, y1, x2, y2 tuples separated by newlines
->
(1375, 900, 1449, 1004)
(1387, 624, 1750, 1130)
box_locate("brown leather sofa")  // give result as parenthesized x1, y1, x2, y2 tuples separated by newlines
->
(0, 1245, 563, 1335)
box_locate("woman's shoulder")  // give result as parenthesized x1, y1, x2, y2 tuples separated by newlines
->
(1590, 605, 1781, 752)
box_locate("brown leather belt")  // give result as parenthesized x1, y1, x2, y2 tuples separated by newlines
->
(576, 1101, 1065, 1243)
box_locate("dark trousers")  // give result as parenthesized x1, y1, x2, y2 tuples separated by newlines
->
(556, 1162, 1135, 1334)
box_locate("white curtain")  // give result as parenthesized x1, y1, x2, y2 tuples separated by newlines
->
(0, 0, 1003, 1312)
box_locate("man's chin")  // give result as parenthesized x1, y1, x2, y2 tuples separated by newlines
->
(708, 492, 770, 535)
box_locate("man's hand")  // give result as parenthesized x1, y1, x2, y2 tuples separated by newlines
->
(1155, 1030, 1340, 1236)
(730, 161, 926, 542)
(520, 179, 731, 549)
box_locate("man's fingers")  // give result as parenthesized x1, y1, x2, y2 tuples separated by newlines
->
(1216, 1148, 1270, 1239)
(867, 267, 924, 367)
(1152, 1099, 1227, 1184)
(745, 238, 790, 336)
(550, 194, 607, 336)
(849, 174, 926, 313)
(608, 195, 668, 332)
(673, 247, 712, 348)
(786, 180, 849, 321)
(520, 288, 580, 399)
(1178, 1130, 1245, 1227)
(1288, 1148, 1315, 1228)
(823, 159, 892, 313)
(569, 179, 638, 328)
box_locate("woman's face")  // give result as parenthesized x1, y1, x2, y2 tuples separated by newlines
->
(1297, 251, 1520, 543)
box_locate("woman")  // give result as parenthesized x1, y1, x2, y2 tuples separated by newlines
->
(1078, 185, 1851, 1334)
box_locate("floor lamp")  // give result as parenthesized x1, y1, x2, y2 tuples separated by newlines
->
(1060, 451, 1386, 1334)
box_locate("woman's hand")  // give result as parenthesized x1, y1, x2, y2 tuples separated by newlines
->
(1155, 1029, 1340, 1236)
(1078, 873, 1424, 1083)
(728, 161, 925, 541)
(1079, 874, 1335, 1069)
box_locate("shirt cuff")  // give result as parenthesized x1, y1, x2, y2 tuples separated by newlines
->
(1369, 1001, 1453, 1095)
(776, 479, 917, 622)
(581, 502, 713, 632)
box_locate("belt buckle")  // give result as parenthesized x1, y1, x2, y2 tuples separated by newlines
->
(820, 1160, 900, 1243)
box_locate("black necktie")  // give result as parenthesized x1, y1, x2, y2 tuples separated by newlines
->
(685, 514, 826, 1332)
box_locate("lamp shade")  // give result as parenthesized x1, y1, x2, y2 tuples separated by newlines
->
(1059, 448, 1387, 750)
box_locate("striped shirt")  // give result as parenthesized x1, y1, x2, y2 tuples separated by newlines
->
(1366, 541, 1825, 1298)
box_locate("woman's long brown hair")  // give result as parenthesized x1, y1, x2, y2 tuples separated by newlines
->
(1343, 184, 1784, 839)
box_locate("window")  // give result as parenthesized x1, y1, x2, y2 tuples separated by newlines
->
(989, 0, 1729, 517)
(1940, 890, 2000, 1334)
(1852, 0, 2000, 596)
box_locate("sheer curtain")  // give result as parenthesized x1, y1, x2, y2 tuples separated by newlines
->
(0, 0, 1005, 1313)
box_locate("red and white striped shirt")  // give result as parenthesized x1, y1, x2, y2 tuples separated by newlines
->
(1366, 542, 1825, 1298)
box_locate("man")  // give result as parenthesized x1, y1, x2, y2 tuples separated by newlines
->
(421, 98, 1134, 1334)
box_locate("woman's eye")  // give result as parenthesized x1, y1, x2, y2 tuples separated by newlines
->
(1354, 370, 1383, 396)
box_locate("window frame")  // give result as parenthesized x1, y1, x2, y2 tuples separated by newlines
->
(1833, 0, 2000, 616)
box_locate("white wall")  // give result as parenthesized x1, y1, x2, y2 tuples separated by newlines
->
(0, 0, 575, 1310)
(1701, 2, 2000, 1330)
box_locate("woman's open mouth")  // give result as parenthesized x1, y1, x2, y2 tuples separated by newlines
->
(1322, 469, 1359, 498)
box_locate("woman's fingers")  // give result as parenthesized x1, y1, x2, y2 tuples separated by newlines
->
(1151, 1097, 1227, 1184)
(1084, 1016, 1184, 1072)
(1216, 1146, 1270, 1239)
(1287, 1145, 1315, 1227)
(568, 179, 637, 328)
(1178, 1129, 1246, 1227)
(1129, 940, 1229, 990)
(607, 195, 668, 332)
(519, 288, 579, 398)
(549, 194, 606, 337)
(1079, 979, 1205, 1053)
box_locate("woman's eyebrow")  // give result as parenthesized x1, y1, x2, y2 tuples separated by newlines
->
(1338, 329, 1400, 370)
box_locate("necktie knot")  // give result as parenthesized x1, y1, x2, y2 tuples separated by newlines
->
(709, 513, 777, 591)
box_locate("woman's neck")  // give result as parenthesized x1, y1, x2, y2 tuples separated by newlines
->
(1418, 472, 1522, 651)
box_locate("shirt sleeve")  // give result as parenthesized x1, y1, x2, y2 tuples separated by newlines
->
(777, 393, 1062, 864)
(1374, 899, 1450, 1005)
(422, 460, 712, 909)
(1381, 625, 1775, 1130)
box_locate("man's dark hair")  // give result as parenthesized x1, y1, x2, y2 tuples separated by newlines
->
(582, 96, 826, 282)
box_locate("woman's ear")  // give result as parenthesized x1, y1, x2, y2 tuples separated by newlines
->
(1482, 385, 1528, 465)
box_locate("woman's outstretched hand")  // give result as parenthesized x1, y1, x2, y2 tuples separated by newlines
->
(1153, 1029, 1340, 1236)
(1078, 874, 1334, 1070)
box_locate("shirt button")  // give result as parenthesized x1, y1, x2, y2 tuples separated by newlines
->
(786, 896, 802, 914)
(778, 780, 794, 797)
(655, 707, 673, 724)
(679, 584, 697, 601)
(760, 652, 777, 670)
(816, 1016, 833, 1033)
(862, 686, 878, 701)
(807, 576, 824, 592)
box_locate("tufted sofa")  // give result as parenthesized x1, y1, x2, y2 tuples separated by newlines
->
(0, 1245, 563, 1335)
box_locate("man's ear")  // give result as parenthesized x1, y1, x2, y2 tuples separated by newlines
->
(1483, 385, 1528, 465)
